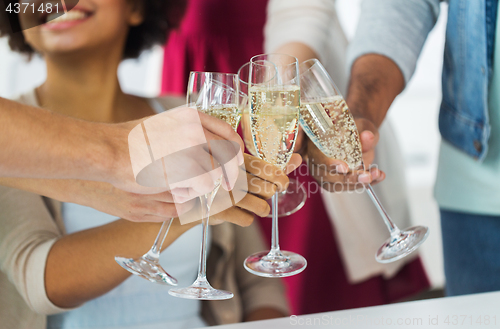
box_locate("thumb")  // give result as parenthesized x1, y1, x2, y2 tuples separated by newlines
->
(354, 118, 379, 153)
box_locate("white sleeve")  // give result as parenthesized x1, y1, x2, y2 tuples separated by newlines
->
(264, 0, 336, 60)
(348, 0, 441, 84)
(264, 0, 349, 93)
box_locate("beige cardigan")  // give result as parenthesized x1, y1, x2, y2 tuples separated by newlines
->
(0, 92, 289, 329)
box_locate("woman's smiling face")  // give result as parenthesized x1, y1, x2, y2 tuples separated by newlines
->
(19, 0, 144, 56)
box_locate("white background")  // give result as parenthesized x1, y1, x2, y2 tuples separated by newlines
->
(0, 0, 447, 289)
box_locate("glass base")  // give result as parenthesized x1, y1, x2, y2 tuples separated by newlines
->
(265, 179, 307, 217)
(115, 256, 178, 286)
(169, 279, 233, 300)
(244, 250, 307, 278)
(375, 226, 429, 263)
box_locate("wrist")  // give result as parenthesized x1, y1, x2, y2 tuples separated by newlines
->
(346, 54, 404, 127)
(92, 123, 128, 186)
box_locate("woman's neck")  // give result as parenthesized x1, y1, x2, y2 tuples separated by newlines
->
(37, 49, 144, 123)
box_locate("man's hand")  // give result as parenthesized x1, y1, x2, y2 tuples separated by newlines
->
(353, 117, 380, 167)
(106, 107, 244, 197)
(0, 153, 301, 224)
(0, 177, 196, 222)
(302, 53, 404, 192)
(305, 116, 384, 192)
(70, 182, 197, 223)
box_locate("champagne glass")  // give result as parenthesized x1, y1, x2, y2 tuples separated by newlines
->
(298, 59, 429, 263)
(243, 54, 307, 277)
(238, 62, 307, 217)
(169, 72, 240, 299)
(115, 219, 178, 285)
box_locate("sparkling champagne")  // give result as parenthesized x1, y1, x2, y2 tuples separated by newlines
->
(197, 105, 240, 190)
(241, 110, 259, 157)
(249, 86, 300, 170)
(198, 105, 241, 131)
(300, 95, 362, 170)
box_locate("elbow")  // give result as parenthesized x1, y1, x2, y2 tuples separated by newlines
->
(45, 284, 84, 310)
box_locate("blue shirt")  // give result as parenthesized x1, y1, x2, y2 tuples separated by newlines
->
(348, 0, 500, 215)
(435, 3, 500, 215)
(348, 0, 497, 160)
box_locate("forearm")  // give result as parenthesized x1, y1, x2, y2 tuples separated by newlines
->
(273, 42, 318, 64)
(347, 0, 439, 86)
(346, 54, 405, 127)
(0, 177, 81, 203)
(45, 218, 196, 308)
(0, 97, 114, 181)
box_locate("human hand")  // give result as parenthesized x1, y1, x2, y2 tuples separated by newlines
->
(106, 106, 244, 197)
(305, 117, 385, 192)
(0, 177, 196, 222)
(183, 153, 302, 227)
(72, 181, 197, 222)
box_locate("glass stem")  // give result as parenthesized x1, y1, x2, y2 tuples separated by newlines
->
(196, 192, 213, 283)
(268, 191, 283, 257)
(145, 218, 174, 262)
(365, 184, 401, 238)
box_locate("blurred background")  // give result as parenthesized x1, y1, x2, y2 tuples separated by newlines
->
(0, 0, 447, 291)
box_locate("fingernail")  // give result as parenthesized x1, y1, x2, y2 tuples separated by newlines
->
(364, 131, 375, 140)
(371, 169, 380, 180)
(358, 173, 372, 183)
(378, 171, 386, 182)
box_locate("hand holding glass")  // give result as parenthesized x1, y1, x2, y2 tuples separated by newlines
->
(298, 59, 429, 263)
(169, 72, 240, 299)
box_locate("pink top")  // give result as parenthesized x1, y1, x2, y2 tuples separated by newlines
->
(161, 0, 267, 95)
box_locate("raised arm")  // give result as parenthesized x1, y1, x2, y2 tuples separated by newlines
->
(0, 99, 244, 197)
(274, 0, 441, 190)
(0, 98, 159, 194)
(0, 97, 117, 183)
(347, 0, 441, 127)
(344, 0, 440, 169)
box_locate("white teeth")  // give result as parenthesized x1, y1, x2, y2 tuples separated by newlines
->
(46, 10, 87, 24)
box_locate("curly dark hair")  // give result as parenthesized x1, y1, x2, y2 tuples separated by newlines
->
(0, 0, 186, 59)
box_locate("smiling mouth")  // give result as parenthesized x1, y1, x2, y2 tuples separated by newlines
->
(43, 9, 92, 25)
